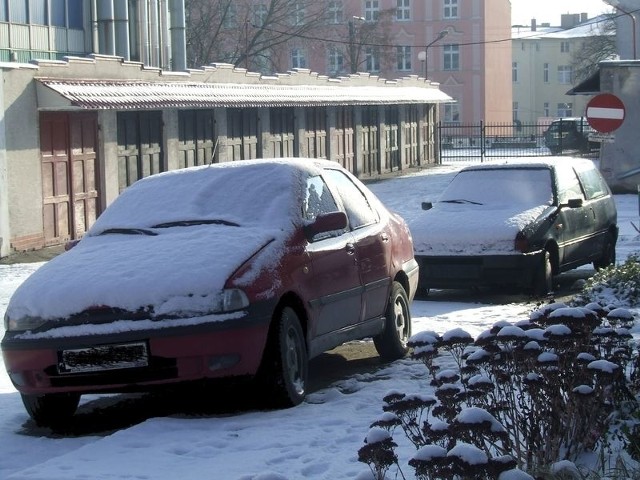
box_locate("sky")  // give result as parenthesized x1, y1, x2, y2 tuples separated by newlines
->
(0, 161, 639, 479)
(511, 0, 613, 26)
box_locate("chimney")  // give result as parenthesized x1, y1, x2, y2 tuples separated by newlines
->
(531, 18, 537, 31)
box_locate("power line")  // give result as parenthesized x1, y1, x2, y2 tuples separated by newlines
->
(255, 9, 637, 50)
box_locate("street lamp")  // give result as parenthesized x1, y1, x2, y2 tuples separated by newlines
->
(418, 30, 448, 79)
(606, 0, 637, 60)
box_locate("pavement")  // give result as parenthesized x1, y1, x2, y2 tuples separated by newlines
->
(0, 245, 65, 265)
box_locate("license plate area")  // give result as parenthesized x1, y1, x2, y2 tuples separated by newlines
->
(58, 342, 149, 374)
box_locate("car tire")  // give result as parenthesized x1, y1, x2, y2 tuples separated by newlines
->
(373, 281, 411, 360)
(21, 392, 81, 427)
(533, 250, 553, 296)
(593, 233, 616, 270)
(258, 306, 308, 408)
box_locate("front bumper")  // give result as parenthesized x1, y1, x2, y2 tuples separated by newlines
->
(416, 251, 544, 290)
(1, 306, 274, 396)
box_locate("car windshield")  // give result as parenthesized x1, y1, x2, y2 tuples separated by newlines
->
(88, 162, 299, 236)
(440, 167, 553, 208)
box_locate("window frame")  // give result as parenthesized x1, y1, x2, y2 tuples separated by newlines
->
(443, 0, 458, 19)
(396, 0, 411, 21)
(443, 44, 459, 71)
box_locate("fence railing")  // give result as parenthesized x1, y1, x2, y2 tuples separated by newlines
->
(438, 121, 600, 162)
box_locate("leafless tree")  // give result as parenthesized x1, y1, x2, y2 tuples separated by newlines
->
(185, 0, 331, 72)
(185, 0, 395, 77)
(571, 14, 618, 84)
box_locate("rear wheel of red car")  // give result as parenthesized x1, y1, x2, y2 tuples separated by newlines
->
(21, 392, 81, 427)
(593, 233, 616, 270)
(374, 281, 411, 360)
(258, 306, 308, 408)
(533, 251, 553, 296)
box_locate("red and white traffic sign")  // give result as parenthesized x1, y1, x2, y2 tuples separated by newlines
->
(586, 93, 626, 133)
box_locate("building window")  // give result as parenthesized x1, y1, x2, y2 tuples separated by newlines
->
(512, 62, 518, 82)
(291, 48, 307, 69)
(513, 102, 519, 121)
(444, 103, 460, 124)
(292, 1, 305, 25)
(557, 103, 573, 117)
(443, 0, 458, 19)
(396, 0, 410, 20)
(222, 2, 237, 28)
(543, 63, 549, 83)
(557, 65, 572, 84)
(561, 41, 570, 53)
(328, 46, 344, 74)
(254, 4, 269, 27)
(443, 44, 459, 70)
(364, 0, 379, 22)
(544, 102, 550, 117)
(521, 42, 525, 51)
(365, 46, 380, 72)
(328, 1, 343, 24)
(396, 46, 411, 71)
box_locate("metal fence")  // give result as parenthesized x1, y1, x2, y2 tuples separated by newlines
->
(438, 121, 600, 162)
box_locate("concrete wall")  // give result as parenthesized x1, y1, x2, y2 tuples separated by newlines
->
(598, 60, 640, 193)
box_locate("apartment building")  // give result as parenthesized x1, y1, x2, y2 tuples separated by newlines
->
(272, 0, 512, 125)
(512, 14, 612, 125)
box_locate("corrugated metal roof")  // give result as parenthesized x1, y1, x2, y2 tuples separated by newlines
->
(37, 79, 453, 110)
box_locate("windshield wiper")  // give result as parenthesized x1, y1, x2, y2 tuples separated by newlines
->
(152, 219, 240, 228)
(97, 228, 158, 236)
(440, 199, 483, 205)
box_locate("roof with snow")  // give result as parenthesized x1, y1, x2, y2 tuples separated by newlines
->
(36, 78, 454, 109)
(512, 14, 614, 40)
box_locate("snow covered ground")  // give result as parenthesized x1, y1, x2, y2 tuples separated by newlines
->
(1, 163, 639, 480)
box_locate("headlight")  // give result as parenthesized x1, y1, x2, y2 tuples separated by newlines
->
(4, 313, 48, 332)
(220, 289, 249, 312)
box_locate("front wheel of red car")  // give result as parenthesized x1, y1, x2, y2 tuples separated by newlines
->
(21, 392, 81, 427)
(258, 306, 308, 408)
(374, 281, 411, 360)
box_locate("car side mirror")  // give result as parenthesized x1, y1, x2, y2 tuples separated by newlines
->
(422, 202, 433, 211)
(567, 198, 583, 208)
(304, 211, 348, 239)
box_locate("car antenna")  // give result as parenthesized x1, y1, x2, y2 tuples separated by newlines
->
(208, 138, 219, 166)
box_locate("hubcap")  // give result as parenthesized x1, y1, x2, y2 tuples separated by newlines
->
(285, 327, 305, 395)
(394, 297, 408, 343)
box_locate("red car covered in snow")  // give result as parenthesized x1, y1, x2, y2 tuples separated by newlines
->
(2, 158, 418, 426)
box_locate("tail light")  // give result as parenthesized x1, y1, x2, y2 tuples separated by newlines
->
(514, 232, 529, 253)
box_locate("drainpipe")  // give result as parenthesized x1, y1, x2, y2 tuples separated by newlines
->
(149, 0, 160, 67)
(114, 0, 130, 60)
(169, 0, 186, 71)
(140, 0, 149, 66)
(97, 0, 116, 55)
(90, 0, 99, 53)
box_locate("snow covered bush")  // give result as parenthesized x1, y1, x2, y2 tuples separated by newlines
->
(574, 254, 640, 308)
(358, 303, 639, 479)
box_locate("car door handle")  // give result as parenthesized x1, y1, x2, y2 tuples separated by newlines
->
(345, 243, 356, 255)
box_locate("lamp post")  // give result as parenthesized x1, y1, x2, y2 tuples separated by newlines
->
(607, 0, 637, 60)
(418, 30, 448, 79)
